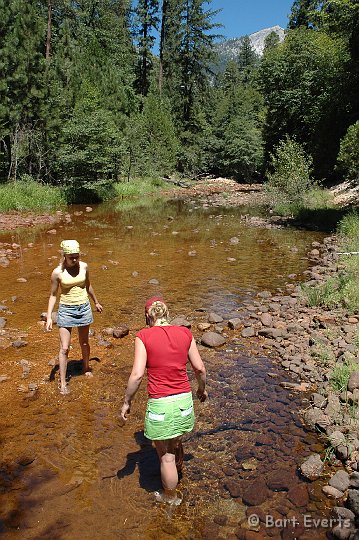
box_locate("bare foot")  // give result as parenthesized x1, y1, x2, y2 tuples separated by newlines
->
(59, 385, 70, 395)
(84, 371, 93, 378)
(154, 490, 182, 506)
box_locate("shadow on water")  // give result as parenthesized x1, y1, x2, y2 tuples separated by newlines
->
(48, 357, 101, 382)
(116, 431, 162, 493)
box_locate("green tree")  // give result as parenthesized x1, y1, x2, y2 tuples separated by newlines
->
(0, 0, 46, 180)
(133, 0, 159, 96)
(336, 120, 359, 181)
(259, 27, 349, 179)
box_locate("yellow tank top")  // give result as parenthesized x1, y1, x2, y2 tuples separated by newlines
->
(59, 264, 88, 305)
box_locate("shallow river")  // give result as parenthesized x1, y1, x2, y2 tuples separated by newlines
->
(0, 197, 338, 539)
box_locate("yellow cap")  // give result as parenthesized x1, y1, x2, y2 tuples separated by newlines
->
(60, 240, 80, 254)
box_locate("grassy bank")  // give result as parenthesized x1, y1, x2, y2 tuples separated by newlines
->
(0, 176, 169, 211)
(0, 178, 66, 211)
(303, 210, 359, 313)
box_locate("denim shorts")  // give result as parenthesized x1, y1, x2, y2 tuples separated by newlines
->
(144, 392, 195, 441)
(57, 301, 93, 328)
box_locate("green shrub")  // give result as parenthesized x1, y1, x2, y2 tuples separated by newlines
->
(265, 138, 315, 212)
(0, 177, 65, 211)
(336, 120, 359, 181)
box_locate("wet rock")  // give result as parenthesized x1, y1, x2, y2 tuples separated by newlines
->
(329, 470, 350, 492)
(171, 317, 191, 328)
(85, 207, 93, 212)
(348, 372, 359, 392)
(17, 454, 36, 466)
(229, 237, 240, 245)
(132, 271, 139, 277)
(12, 339, 28, 348)
(0, 375, 9, 383)
(241, 458, 258, 471)
(228, 318, 242, 330)
(113, 325, 129, 338)
(0, 257, 9, 267)
(0, 317, 6, 328)
(323, 485, 344, 499)
(96, 336, 113, 348)
(201, 332, 226, 348)
(19, 359, 31, 378)
(41, 311, 57, 323)
(102, 327, 114, 336)
(148, 278, 160, 285)
(300, 454, 324, 480)
(266, 469, 293, 491)
(17, 277, 27, 283)
(224, 479, 241, 498)
(208, 312, 224, 323)
(241, 327, 255, 338)
(242, 478, 269, 506)
(287, 484, 309, 506)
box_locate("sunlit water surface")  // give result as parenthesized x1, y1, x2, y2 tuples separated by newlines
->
(0, 198, 335, 539)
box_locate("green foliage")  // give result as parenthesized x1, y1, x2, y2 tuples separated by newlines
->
(113, 177, 166, 197)
(265, 138, 315, 209)
(336, 121, 359, 181)
(207, 82, 265, 180)
(126, 92, 179, 177)
(258, 27, 350, 179)
(0, 177, 65, 211)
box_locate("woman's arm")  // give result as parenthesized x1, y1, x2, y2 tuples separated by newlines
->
(85, 264, 103, 312)
(46, 269, 60, 331)
(120, 337, 147, 421)
(188, 338, 207, 402)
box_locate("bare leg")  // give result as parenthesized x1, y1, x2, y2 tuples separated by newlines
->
(154, 438, 183, 504)
(59, 327, 71, 394)
(175, 440, 184, 474)
(78, 325, 92, 376)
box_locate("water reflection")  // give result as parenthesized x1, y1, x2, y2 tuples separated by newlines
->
(0, 198, 333, 539)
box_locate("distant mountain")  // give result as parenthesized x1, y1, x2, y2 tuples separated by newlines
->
(214, 25, 285, 72)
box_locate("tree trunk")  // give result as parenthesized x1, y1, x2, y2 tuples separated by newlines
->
(159, 0, 169, 94)
(46, 0, 52, 60)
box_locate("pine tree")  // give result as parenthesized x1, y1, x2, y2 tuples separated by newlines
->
(133, 0, 159, 96)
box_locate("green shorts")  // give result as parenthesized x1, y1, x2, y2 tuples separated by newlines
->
(144, 392, 195, 441)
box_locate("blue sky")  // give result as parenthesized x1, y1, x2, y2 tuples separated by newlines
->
(209, 0, 294, 40)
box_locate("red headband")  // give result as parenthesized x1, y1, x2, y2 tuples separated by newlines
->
(145, 296, 165, 312)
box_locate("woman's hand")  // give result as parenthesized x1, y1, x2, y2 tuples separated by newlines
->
(196, 389, 208, 402)
(120, 402, 131, 421)
(46, 318, 53, 331)
(95, 302, 103, 313)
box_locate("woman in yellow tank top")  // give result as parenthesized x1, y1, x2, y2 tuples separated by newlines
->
(46, 240, 103, 395)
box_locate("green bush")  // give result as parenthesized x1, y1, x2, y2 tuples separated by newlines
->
(265, 138, 315, 212)
(0, 177, 65, 211)
(336, 120, 359, 181)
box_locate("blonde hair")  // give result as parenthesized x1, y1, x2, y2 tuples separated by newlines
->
(147, 301, 169, 326)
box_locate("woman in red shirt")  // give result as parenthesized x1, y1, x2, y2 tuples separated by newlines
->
(120, 297, 207, 505)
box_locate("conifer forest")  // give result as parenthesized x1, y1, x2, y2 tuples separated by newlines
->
(0, 0, 358, 191)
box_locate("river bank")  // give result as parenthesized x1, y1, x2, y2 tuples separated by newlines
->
(0, 178, 358, 538)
